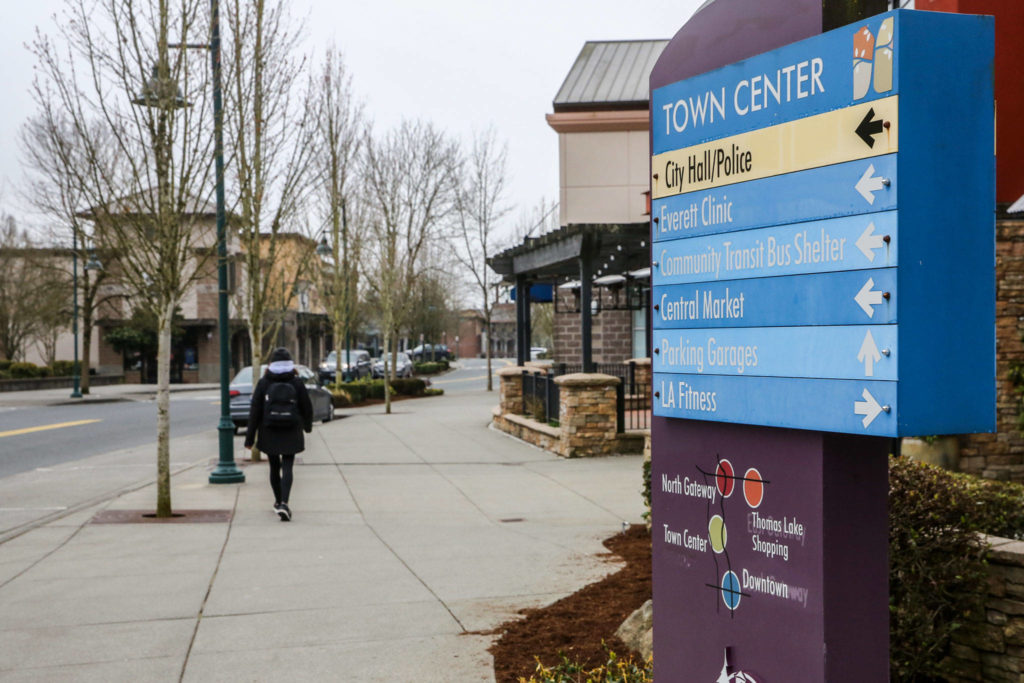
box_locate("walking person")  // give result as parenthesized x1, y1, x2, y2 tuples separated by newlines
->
(244, 347, 313, 521)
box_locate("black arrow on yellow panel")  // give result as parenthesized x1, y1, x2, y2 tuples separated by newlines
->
(855, 107, 885, 148)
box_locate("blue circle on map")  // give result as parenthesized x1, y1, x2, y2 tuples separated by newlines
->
(721, 570, 741, 611)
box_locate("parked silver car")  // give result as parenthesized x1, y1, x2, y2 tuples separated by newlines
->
(372, 351, 413, 379)
(318, 349, 372, 384)
(229, 364, 335, 434)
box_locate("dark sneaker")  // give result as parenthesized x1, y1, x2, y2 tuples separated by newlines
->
(273, 502, 281, 515)
(278, 503, 291, 522)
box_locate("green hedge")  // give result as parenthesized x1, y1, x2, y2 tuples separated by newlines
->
(331, 378, 428, 406)
(413, 361, 448, 375)
(7, 362, 51, 379)
(50, 360, 76, 377)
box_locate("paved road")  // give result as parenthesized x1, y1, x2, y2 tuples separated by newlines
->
(0, 391, 223, 480)
(431, 357, 513, 394)
(0, 359, 515, 480)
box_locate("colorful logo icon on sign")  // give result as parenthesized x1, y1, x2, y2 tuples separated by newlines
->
(853, 18, 894, 100)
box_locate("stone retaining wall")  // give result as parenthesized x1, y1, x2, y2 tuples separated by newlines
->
(944, 536, 1024, 681)
(959, 214, 1024, 481)
(494, 367, 644, 457)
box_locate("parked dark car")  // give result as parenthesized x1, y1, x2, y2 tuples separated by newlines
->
(230, 364, 335, 434)
(408, 344, 450, 362)
(318, 349, 372, 384)
(372, 351, 413, 379)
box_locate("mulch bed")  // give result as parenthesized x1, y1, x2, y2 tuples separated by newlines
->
(489, 524, 652, 682)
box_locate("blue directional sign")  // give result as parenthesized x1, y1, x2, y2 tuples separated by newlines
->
(655, 211, 896, 285)
(654, 268, 898, 329)
(653, 325, 898, 380)
(653, 155, 898, 242)
(650, 9, 995, 437)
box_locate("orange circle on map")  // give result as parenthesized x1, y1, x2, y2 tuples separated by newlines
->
(743, 468, 764, 509)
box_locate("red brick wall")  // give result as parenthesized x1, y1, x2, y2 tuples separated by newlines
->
(960, 216, 1024, 480)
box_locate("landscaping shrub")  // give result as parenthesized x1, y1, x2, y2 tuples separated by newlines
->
(338, 382, 368, 404)
(519, 649, 651, 683)
(390, 378, 426, 396)
(50, 360, 75, 377)
(0, 360, 11, 371)
(887, 457, 1024, 681)
(330, 390, 352, 408)
(332, 378, 431, 405)
(414, 361, 447, 375)
(7, 362, 49, 379)
(424, 387, 444, 396)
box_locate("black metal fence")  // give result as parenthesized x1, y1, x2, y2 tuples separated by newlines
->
(520, 361, 651, 432)
(521, 370, 560, 425)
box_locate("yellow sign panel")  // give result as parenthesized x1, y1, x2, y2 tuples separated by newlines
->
(652, 96, 898, 199)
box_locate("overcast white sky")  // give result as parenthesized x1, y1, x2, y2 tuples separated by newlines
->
(0, 0, 704, 238)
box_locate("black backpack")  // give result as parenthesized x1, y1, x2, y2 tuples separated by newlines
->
(264, 380, 299, 428)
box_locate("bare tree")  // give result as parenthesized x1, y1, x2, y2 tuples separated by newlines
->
(509, 196, 560, 247)
(452, 128, 511, 390)
(314, 47, 364, 389)
(362, 120, 459, 413)
(20, 115, 121, 393)
(0, 216, 67, 362)
(30, 0, 215, 517)
(223, 0, 317, 403)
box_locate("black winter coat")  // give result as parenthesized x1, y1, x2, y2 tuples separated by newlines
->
(243, 371, 314, 455)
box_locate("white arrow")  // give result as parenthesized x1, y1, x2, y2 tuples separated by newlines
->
(854, 388, 886, 428)
(855, 221, 885, 262)
(855, 164, 887, 204)
(857, 330, 882, 377)
(854, 278, 885, 317)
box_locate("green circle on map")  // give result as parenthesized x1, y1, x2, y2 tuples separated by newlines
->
(708, 514, 727, 553)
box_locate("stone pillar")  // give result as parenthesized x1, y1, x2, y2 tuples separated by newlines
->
(555, 373, 620, 457)
(628, 357, 652, 390)
(497, 366, 526, 415)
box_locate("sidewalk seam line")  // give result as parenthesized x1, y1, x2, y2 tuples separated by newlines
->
(179, 485, 239, 683)
(318, 428, 470, 634)
(0, 459, 206, 547)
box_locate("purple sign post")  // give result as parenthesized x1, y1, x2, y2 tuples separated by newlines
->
(649, 1, 995, 680)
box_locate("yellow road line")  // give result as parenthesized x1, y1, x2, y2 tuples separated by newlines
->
(0, 419, 102, 439)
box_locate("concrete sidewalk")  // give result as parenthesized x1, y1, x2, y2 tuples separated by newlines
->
(0, 382, 220, 408)
(0, 388, 644, 681)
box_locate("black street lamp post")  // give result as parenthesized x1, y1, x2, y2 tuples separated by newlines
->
(205, 0, 244, 484)
(70, 230, 82, 399)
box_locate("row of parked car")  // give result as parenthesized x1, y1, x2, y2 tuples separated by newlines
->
(228, 344, 452, 434)
(317, 345, 451, 384)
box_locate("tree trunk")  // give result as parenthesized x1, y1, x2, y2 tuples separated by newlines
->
(81, 299, 93, 395)
(155, 301, 173, 517)
(249, 324, 263, 462)
(485, 314, 493, 391)
(383, 331, 392, 415)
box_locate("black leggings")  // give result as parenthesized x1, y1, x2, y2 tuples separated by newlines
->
(267, 454, 295, 504)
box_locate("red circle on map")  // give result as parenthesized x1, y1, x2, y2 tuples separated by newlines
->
(716, 459, 735, 498)
(744, 468, 764, 508)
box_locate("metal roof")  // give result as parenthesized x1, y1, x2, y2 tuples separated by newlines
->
(553, 40, 668, 111)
